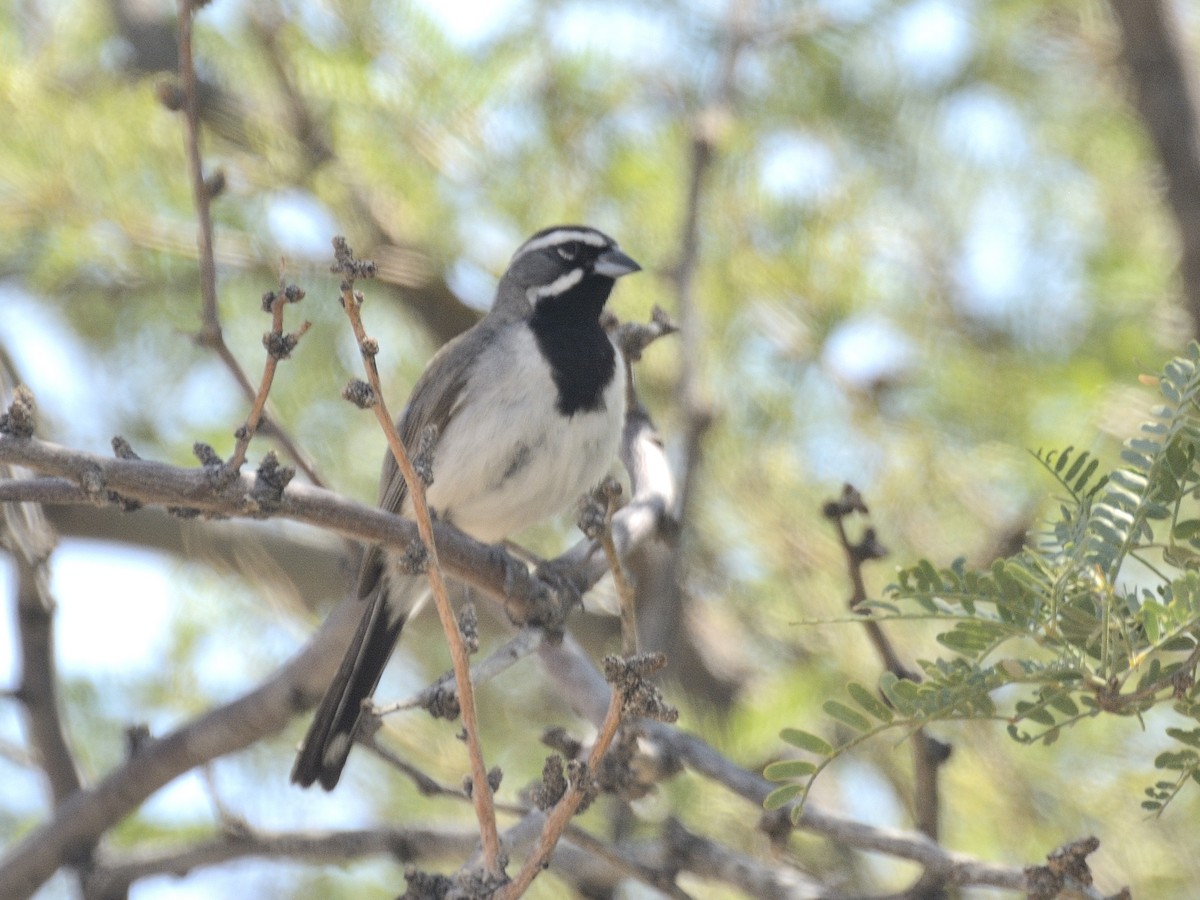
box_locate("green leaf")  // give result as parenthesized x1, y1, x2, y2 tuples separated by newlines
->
(1175, 520, 1200, 541)
(1015, 700, 1055, 727)
(880, 673, 919, 716)
(780, 728, 833, 755)
(847, 682, 894, 723)
(763, 783, 804, 811)
(1046, 693, 1079, 717)
(1155, 749, 1200, 770)
(823, 700, 872, 732)
(1166, 727, 1200, 748)
(764, 759, 817, 780)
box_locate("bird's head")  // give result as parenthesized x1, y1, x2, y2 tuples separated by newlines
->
(501, 225, 641, 313)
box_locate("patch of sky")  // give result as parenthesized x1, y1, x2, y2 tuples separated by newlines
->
(822, 313, 915, 392)
(0, 283, 245, 450)
(891, 0, 973, 87)
(446, 215, 527, 309)
(546, 2, 685, 70)
(412, 0, 527, 47)
(798, 369, 892, 482)
(758, 131, 839, 206)
(48, 543, 176, 677)
(953, 186, 1089, 353)
(0, 283, 105, 447)
(955, 186, 1028, 314)
(265, 190, 340, 259)
(939, 86, 1031, 167)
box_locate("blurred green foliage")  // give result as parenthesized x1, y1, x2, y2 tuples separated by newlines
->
(2, 0, 1199, 896)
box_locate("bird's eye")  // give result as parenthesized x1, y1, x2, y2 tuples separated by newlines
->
(556, 241, 581, 261)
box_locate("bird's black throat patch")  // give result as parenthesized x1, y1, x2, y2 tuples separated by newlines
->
(528, 274, 617, 416)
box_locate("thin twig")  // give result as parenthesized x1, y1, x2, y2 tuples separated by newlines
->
(375, 627, 545, 716)
(824, 485, 950, 851)
(331, 238, 503, 878)
(174, 0, 325, 487)
(225, 288, 311, 474)
(598, 484, 639, 655)
(363, 739, 695, 899)
(496, 684, 625, 899)
(177, 0, 219, 343)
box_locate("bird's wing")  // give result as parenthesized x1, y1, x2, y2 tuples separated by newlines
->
(356, 323, 490, 598)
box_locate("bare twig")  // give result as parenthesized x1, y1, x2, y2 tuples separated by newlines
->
(225, 285, 311, 474)
(823, 485, 950, 853)
(362, 738, 475, 800)
(361, 744, 696, 898)
(12, 547, 83, 811)
(496, 654, 652, 899)
(176, 0, 218, 343)
(376, 626, 545, 717)
(331, 237, 503, 879)
(671, 2, 754, 518)
(590, 478, 639, 655)
(823, 485, 915, 680)
(173, 0, 325, 486)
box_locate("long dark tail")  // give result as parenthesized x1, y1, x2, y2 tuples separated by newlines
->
(291, 582, 408, 790)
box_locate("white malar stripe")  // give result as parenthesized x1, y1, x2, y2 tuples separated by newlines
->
(526, 266, 584, 304)
(512, 228, 608, 260)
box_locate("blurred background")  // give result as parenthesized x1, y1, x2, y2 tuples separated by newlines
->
(2, 0, 1198, 896)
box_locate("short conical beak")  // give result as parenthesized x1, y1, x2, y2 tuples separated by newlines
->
(594, 246, 641, 279)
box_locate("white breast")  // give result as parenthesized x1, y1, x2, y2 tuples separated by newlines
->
(423, 324, 625, 543)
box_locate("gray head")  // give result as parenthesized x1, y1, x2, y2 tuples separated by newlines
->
(498, 225, 640, 315)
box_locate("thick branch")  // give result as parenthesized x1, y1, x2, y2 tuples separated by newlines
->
(0, 434, 548, 617)
(1109, 0, 1200, 337)
(84, 826, 479, 898)
(0, 373, 83, 811)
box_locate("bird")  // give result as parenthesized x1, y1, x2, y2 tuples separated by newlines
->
(292, 225, 641, 790)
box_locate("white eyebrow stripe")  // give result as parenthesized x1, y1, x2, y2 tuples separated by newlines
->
(512, 229, 608, 260)
(526, 267, 584, 304)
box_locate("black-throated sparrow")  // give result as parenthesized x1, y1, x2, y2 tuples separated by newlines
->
(292, 225, 640, 790)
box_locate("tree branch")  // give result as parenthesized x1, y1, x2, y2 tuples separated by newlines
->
(332, 238, 503, 877)
(83, 826, 480, 898)
(1, 443, 83, 815)
(823, 484, 950, 859)
(173, 0, 325, 486)
(1108, 0, 1200, 338)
